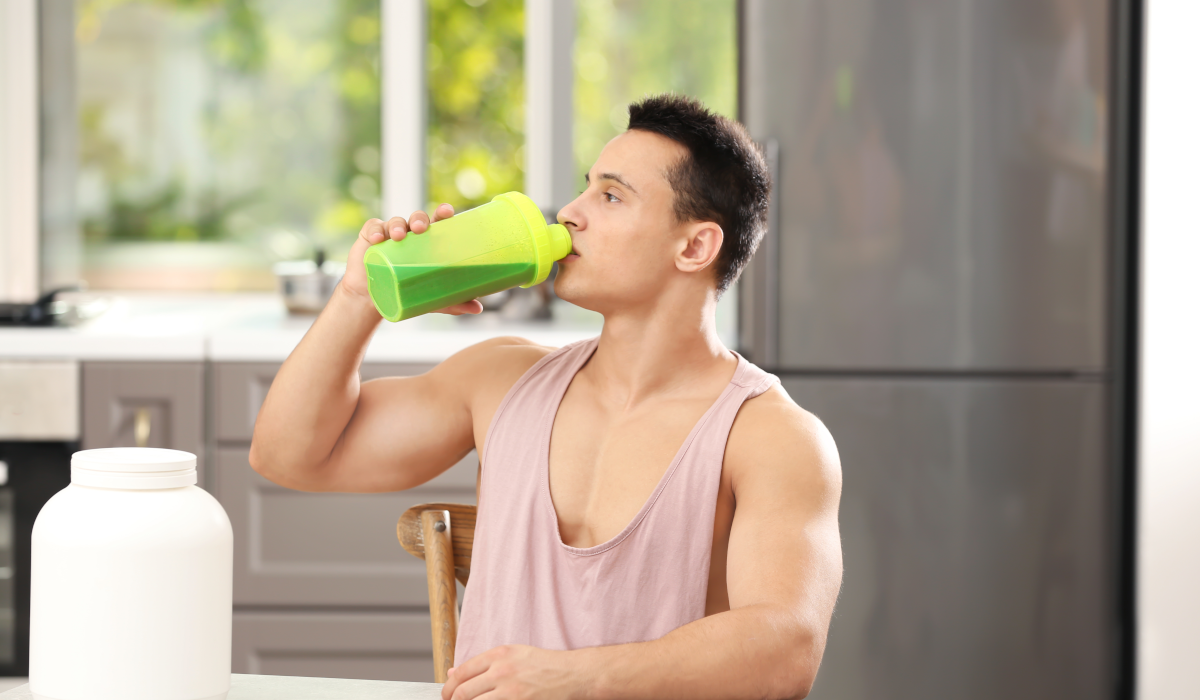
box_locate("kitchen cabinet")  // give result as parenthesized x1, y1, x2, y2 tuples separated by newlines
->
(73, 358, 473, 680)
(231, 612, 435, 682)
(212, 360, 476, 681)
(81, 362, 204, 479)
(213, 362, 435, 443)
(217, 447, 477, 606)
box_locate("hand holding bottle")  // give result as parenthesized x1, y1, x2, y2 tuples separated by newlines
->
(363, 192, 571, 322)
(341, 204, 484, 316)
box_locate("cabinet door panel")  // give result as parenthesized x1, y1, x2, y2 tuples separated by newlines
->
(81, 362, 204, 474)
(218, 447, 476, 606)
(232, 612, 433, 682)
(214, 363, 434, 442)
(781, 377, 1113, 700)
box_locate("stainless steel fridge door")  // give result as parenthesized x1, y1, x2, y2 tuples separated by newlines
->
(781, 377, 1114, 699)
(742, 0, 1109, 370)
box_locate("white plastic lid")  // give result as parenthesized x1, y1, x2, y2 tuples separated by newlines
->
(71, 448, 197, 490)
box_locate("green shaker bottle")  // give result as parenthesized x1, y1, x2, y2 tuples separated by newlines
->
(363, 191, 572, 322)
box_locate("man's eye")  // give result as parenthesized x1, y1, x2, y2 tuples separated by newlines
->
(604, 192, 619, 203)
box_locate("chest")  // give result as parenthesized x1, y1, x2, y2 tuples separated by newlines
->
(546, 386, 717, 549)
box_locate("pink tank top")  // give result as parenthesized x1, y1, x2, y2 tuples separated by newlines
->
(454, 337, 778, 664)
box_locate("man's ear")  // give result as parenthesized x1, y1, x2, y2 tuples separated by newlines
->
(676, 221, 723, 274)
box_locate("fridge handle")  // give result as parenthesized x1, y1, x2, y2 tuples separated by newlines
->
(763, 139, 780, 367)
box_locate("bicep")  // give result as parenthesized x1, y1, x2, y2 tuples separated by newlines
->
(325, 370, 475, 492)
(725, 406, 843, 629)
(319, 337, 548, 493)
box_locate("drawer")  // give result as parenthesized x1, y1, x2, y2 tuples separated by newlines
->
(217, 447, 477, 606)
(82, 362, 204, 480)
(213, 362, 434, 442)
(232, 611, 434, 682)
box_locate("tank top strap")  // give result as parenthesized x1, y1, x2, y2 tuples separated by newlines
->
(626, 350, 779, 533)
(727, 350, 779, 400)
(690, 352, 779, 444)
(479, 336, 599, 468)
(650, 351, 779, 510)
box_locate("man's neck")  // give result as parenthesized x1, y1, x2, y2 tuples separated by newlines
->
(587, 285, 736, 407)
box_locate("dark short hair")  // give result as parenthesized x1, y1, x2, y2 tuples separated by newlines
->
(626, 94, 770, 294)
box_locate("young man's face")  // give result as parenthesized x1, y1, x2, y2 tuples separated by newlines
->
(553, 129, 693, 313)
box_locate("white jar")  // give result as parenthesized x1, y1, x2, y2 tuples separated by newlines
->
(29, 448, 233, 700)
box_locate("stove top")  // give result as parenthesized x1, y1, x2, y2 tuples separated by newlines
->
(0, 288, 102, 327)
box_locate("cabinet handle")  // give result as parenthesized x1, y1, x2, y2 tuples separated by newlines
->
(134, 407, 151, 448)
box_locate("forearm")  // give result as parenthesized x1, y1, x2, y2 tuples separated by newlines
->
(581, 605, 820, 700)
(249, 283, 381, 486)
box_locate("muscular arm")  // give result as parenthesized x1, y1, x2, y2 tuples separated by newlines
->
(249, 208, 545, 493)
(443, 386, 843, 700)
(251, 299, 533, 492)
(591, 388, 843, 699)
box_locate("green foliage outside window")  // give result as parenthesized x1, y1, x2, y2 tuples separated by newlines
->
(426, 0, 524, 212)
(77, 0, 381, 267)
(73, 0, 735, 293)
(573, 0, 737, 187)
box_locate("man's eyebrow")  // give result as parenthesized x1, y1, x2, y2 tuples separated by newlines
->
(598, 172, 638, 194)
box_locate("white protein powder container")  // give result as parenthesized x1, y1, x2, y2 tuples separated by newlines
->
(29, 448, 233, 700)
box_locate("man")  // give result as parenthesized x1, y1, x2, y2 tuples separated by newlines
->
(250, 94, 842, 700)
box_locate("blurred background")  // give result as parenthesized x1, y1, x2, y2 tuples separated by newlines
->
(17, 0, 736, 292)
(1, 0, 1197, 698)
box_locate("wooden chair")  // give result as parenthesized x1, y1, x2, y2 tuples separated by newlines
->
(397, 503, 477, 683)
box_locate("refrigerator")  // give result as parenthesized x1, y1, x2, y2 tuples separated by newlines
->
(737, 1, 1139, 698)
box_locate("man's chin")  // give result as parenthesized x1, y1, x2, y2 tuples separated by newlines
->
(552, 276, 594, 310)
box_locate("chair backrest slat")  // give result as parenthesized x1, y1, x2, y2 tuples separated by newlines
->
(397, 502, 476, 586)
(398, 501, 477, 682)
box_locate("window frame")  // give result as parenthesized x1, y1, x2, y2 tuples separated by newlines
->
(0, 0, 39, 302)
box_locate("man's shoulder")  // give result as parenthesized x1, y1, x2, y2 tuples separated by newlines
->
(725, 383, 841, 492)
(433, 335, 563, 402)
(463, 335, 560, 362)
(733, 382, 825, 440)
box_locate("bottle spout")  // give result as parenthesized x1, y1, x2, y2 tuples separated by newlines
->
(547, 223, 572, 261)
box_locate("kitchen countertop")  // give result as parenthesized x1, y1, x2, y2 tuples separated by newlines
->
(0, 293, 603, 363)
(0, 674, 443, 699)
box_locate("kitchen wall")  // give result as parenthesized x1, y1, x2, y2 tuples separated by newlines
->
(1139, 1, 1200, 698)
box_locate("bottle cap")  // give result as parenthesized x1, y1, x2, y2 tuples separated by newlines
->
(492, 192, 574, 288)
(72, 448, 198, 490)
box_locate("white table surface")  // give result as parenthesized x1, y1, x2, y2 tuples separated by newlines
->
(0, 674, 443, 699)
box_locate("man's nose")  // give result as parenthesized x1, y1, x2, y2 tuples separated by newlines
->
(557, 195, 585, 231)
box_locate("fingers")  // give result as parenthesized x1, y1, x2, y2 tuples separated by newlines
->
(358, 218, 386, 245)
(384, 216, 409, 241)
(444, 671, 497, 700)
(441, 655, 493, 700)
(437, 299, 483, 316)
(362, 205, 452, 247)
(412, 204, 454, 233)
(408, 209, 431, 233)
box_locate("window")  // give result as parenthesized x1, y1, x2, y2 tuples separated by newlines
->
(427, 0, 524, 211)
(573, 0, 738, 188)
(74, 0, 382, 290)
(47, 0, 741, 341)
(571, 0, 740, 341)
